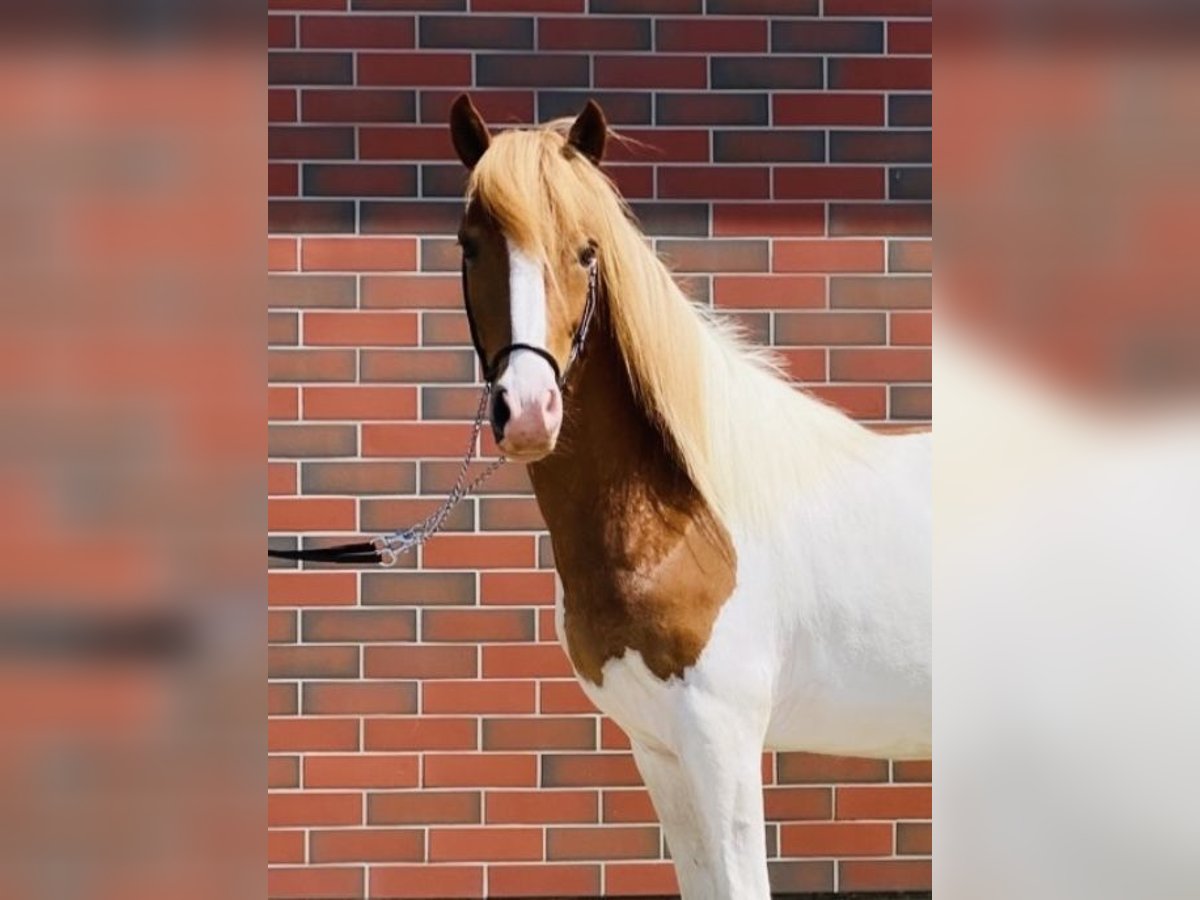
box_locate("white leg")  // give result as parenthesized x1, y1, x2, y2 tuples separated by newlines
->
(631, 712, 770, 900)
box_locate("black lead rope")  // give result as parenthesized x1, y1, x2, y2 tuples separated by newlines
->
(268, 258, 598, 568)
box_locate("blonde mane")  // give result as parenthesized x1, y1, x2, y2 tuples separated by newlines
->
(468, 123, 878, 533)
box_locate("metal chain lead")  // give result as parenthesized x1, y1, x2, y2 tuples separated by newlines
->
(372, 385, 506, 567)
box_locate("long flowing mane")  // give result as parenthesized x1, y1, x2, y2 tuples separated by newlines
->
(468, 123, 879, 533)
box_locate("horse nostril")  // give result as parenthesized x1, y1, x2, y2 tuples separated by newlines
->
(491, 390, 511, 443)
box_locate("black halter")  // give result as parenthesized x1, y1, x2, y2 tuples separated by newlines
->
(463, 257, 598, 388)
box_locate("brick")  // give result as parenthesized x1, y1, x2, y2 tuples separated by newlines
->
(890, 311, 931, 345)
(774, 92, 885, 126)
(777, 752, 890, 784)
(774, 166, 886, 200)
(269, 682, 298, 715)
(711, 57, 822, 90)
(594, 56, 707, 90)
(423, 680, 534, 714)
(477, 498, 545, 532)
(592, 0, 697, 9)
(419, 163, 468, 199)
(483, 717, 596, 750)
(269, 15, 296, 47)
(268, 497, 355, 531)
(270, 125, 354, 158)
(429, 826, 542, 862)
(539, 90, 651, 124)
(542, 753, 641, 787)
(831, 202, 931, 236)
(362, 571, 476, 606)
(601, 789, 655, 823)
(830, 57, 931, 90)
(270, 199, 355, 234)
(269, 645, 359, 680)
(370, 866, 482, 900)
(424, 609, 536, 642)
(369, 791, 481, 825)
(365, 645, 477, 679)
(268, 829, 304, 863)
(479, 572, 555, 606)
(657, 238, 769, 272)
(713, 130, 823, 163)
(775, 240, 885, 273)
(306, 754, 419, 789)
(605, 862, 679, 895)
(831, 347, 930, 382)
(270, 273, 357, 309)
(268, 571, 357, 607)
(764, 786, 833, 820)
(421, 461, 532, 496)
(302, 387, 418, 423)
(710, 0, 816, 9)
(768, 860, 835, 894)
(420, 311, 470, 347)
(890, 20, 932, 53)
(362, 204, 462, 238)
(540, 680, 597, 714)
(832, 131, 931, 164)
(483, 643, 574, 678)
(303, 681, 418, 715)
(359, 127, 454, 161)
(268, 867, 363, 900)
(268, 51, 352, 85)
(776, 312, 886, 346)
(301, 88, 416, 122)
(897, 820, 931, 854)
(656, 92, 768, 126)
(780, 821, 893, 857)
(268, 610, 298, 644)
(363, 274, 462, 309)
(420, 236, 464, 271)
(422, 535, 536, 569)
(269, 311, 299, 346)
(361, 349, 476, 384)
(269, 163, 298, 197)
(269, 388, 300, 422)
(488, 864, 601, 898)
(419, 89, 535, 124)
(302, 609, 417, 642)
(839, 859, 932, 892)
(359, 52, 472, 86)
(366, 717, 478, 751)
(273, 0, 345, 7)
(827, 0, 930, 13)
(539, 16, 648, 49)
(486, 789, 598, 824)
(806, 384, 886, 419)
(269, 756, 300, 789)
(302, 237, 417, 272)
(268, 349, 356, 383)
(547, 825, 659, 861)
(831, 274, 931, 309)
(476, 53, 588, 87)
(425, 755, 538, 789)
(772, 19, 883, 53)
(301, 462, 415, 497)
(608, 165, 654, 199)
(890, 166, 932, 200)
(474, 0, 582, 9)
(269, 718, 358, 754)
(888, 239, 932, 273)
(836, 784, 932, 819)
(889, 93, 931, 127)
(420, 15, 533, 48)
(893, 759, 932, 781)
(269, 88, 297, 122)
(310, 828, 424, 863)
(891, 385, 930, 419)
(304, 312, 418, 347)
(267, 460, 298, 496)
(599, 718, 632, 751)
(300, 15, 415, 48)
(269, 423, 357, 458)
(714, 275, 825, 310)
(352, 0, 463, 7)
(778, 348, 826, 382)
(361, 422, 473, 458)
(362, 498, 473, 534)
(656, 18, 764, 52)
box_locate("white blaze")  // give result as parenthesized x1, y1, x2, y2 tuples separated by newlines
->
(498, 238, 557, 403)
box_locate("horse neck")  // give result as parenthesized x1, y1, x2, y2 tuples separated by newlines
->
(527, 311, 707, 583)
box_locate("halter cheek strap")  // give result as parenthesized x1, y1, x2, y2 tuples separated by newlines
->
(463, 258, 598, 388)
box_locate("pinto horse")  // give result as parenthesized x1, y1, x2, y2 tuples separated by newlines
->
(449, 95, 931, 899)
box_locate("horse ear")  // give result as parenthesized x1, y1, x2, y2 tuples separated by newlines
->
(449, 94, 490, 170)
(567, 100, 607, 165)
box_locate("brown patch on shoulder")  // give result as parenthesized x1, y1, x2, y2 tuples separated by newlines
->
(529, 318, 737, 686)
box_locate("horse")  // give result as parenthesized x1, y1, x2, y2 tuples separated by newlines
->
(448, 94, 932, 899)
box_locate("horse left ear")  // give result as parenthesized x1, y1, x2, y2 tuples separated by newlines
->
(567, 100, 607, 165)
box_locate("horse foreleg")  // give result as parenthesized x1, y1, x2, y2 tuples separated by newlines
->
(633, 720, 770, 899)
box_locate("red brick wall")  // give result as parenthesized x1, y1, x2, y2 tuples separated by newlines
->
(268, 1, 931, 897)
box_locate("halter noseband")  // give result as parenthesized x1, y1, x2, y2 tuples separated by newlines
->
(461, 256, 598, 388)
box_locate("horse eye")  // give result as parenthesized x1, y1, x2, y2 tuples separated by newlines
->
(579, 245, 596, 266)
